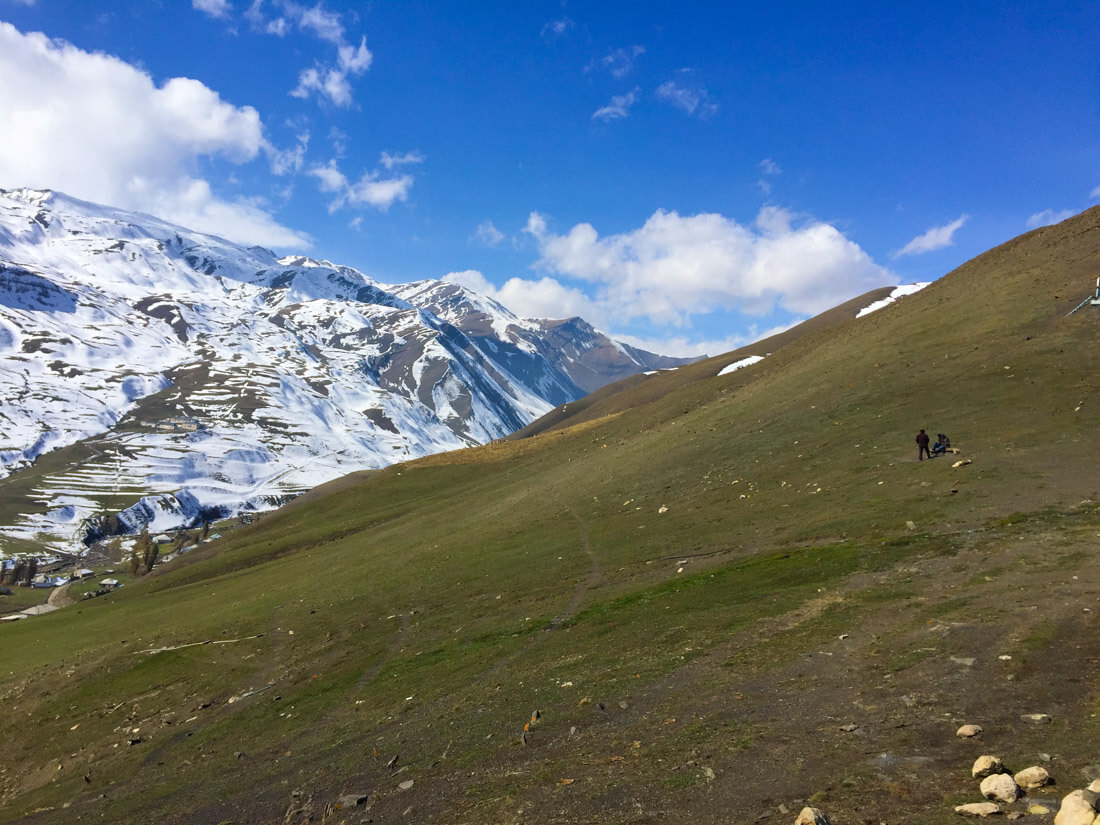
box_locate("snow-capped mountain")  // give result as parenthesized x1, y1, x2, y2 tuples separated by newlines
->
(0, 189, 692, 554)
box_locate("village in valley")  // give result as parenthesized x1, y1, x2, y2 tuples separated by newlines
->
(0, 518, 242, 623)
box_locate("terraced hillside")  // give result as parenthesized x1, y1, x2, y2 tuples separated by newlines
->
(0, 210, 1097, 824)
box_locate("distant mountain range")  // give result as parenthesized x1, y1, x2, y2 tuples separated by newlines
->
(0, 189, 692, 553)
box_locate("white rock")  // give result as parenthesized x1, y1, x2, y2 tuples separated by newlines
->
(981, 773, 1020, 803)
(956, 724, 984, 738)
(1055, 791, 1098, 825)
(1090, 779, 1100, 793)
(973, 755, 1005, 778)
(955, 802, 1001, 817)
(795, 807, 831, 825)
(1021, 713, 1052, 724)
(1013, 766, 1051, 790)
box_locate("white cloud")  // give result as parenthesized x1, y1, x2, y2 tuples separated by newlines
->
(442, 270, 595, 323)
(759, 158, 781, 176)
(268, 131, 310, 175)
(599, 45, 645, 79)
(1026, 208, 1076, 229)
(308, 159, 348, 193)
(524, 206, 893, 324)
(615, 323, 796, 359)
(348, 174, 413, 210)
(541, 17, 574, 39)
(291, 2, 345, 44)
(473, 221, 505, 247)
(242, 2, 372, 107)
(656, 79, 718, 117)
(0, 22, 307, 248)
(592, 88, 639, 122)
(1090, 184, 1100, 199)
(193, 0, 233, 19)
(309, 158, 414, 212)
(893, 214, 969, 258)
(380, 150, 424, 170)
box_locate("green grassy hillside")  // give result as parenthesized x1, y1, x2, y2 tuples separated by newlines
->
(0, 211, 1097, 824)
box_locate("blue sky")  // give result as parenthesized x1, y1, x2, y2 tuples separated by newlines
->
(1, 1, 1098, 355)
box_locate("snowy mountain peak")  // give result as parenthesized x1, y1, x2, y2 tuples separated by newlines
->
(0, 189, 690, 555)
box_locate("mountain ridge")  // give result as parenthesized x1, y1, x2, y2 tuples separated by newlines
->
(0, 188, 693, 553)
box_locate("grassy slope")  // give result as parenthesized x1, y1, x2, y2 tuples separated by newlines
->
(0, 213, 1097, 824)
(507, 286, 898, 440)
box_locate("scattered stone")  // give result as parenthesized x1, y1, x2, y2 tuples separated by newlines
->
(398, 780, 414, 791)
(906, 520, 917, 530)
(957, 724, 984, 738)
(973, 756, 1005, 778)
(1014, 766, 1052, 790)
(1029, 805, 1052, 815)
(1082, 766, 1100, 783)
(337, 794, 368, 808)
(795, 807, 831, 825)
(1007, 813, 1026, 821)
(1021, 713, 1052, 724)
(981, 773, 1020, 803)
(951, 656, 977, 667)
(1054, 791, 1098, 825)
(839, 723, 859, 732)
(953, 459, 973, 468)
(955, 802, 1001, 817)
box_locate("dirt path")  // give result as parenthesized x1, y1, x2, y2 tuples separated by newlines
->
(46, 582, 74, 608)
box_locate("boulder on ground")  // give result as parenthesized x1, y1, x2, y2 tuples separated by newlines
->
(795, 807, 831, 825)
(981, 773, 1020, 804)
(955, 802, 1001, 817)
(973, 755, 1005, 778)
(1014, 766, 1051, 790)
(957, 724, 984, 738)
(1054, 791, 1098, 825)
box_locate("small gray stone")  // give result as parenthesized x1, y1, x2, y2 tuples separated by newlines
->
(957, 724, 984, 738)
(338, 793, 368, 808)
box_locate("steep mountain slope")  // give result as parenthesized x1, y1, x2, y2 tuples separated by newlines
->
(0, 189, 685, 553)
(0, 210, 1097, 825)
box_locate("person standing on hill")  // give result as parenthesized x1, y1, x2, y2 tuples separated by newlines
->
(916, 429, 931, 461)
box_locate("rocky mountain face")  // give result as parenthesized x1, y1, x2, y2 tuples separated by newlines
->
(0, 189, 693, 553)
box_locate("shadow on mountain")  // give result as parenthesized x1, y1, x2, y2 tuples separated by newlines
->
(0, 265, 78, 313)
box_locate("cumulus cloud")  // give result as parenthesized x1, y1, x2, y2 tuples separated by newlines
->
(523, 206, 893, 325)
(592, 89, 639, 122)
(193, 0, 233, 19)
(893, 214, 969, 258)
(0, 22, 307, 248)
(656, 79, 718, 117)
(473, 221, 505, 247)
(1026, 208, 1076, 229)
(1091, 184, 1100, 199)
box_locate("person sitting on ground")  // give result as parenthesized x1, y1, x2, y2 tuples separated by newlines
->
(932, 433, 950, 455)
